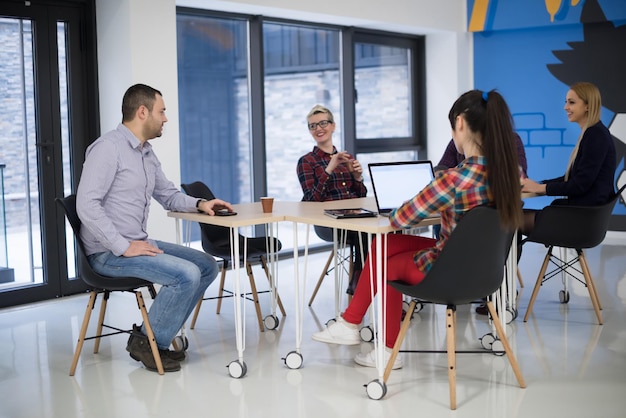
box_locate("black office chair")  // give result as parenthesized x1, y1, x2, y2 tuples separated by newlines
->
(366, 206, 526, 409)
(181, 181, 285, 332)
(56, 195, 165, 375)
(522, 184, 626, 325)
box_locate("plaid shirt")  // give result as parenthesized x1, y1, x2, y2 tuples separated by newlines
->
(389, 156, 493, 273)
(297, 146, 367, 201)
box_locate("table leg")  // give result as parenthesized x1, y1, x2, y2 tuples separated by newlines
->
(227, 226, 248, 378)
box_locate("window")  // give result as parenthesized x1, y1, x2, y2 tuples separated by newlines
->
(176, 9, 425, 251)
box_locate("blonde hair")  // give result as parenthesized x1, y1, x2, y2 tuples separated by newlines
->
(306, 104, 334, 123)
(565, 82, 602, 180)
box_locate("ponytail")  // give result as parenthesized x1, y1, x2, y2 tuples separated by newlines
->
(449, 90, 523, 230)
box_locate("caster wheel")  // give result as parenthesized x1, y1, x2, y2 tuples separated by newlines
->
(559, 290, 570, 304)
(480, 332, 496, 350)
(283, 351, 303, 369)
(325, 318, 337, 327)
(414, 301, 424, 314)
(172, 335, 189, 352)
(491, 339, 506, 356)
(365, 379, 387, 400)
(402, 300, 411, 312)
(264, 315, 279, 330)
(227, 360, 247, 378)
(359, 326, 375, 342)
(504, 307, 517, 324)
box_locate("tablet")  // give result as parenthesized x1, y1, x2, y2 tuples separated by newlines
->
(215, 209, 237, 216)
(323, 208, 377, 219)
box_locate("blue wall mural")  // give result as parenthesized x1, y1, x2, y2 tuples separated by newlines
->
(468, 0, 626, 230)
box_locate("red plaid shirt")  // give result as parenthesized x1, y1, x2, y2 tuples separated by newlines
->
(389, 156, 493, 273)
(297, 146, 367, 201)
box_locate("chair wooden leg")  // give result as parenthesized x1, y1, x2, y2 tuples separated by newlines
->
(93, 290, 110, 354)
(383, 300, 416, 382)
(308, 251, 335, 306)
(523, 248, 552, 322)
(246, 261, 265, 332)
(445, 307, 457, 410)
(486, 301, 526, 389)
(215, 264, 227, 314)
(135, 291, 164, 375)
(69, 291, 97, 376)
(260, 256, 286, 317)
(189, 299, 203, 330)
(517, 267, 524, 288)
(578, 251, 602, 310)
(578, 252, 603, 325)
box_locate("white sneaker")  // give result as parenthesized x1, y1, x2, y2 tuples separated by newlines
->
(311, 317, 360, 345)
(354, 347, 403, 370)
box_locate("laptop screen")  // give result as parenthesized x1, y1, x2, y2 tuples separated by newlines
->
(368, 161, 435, 213)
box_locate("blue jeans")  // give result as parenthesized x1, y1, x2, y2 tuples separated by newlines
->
(88, 240, 218, 349)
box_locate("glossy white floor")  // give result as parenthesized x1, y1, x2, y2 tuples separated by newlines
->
(1, 241, 625, 418)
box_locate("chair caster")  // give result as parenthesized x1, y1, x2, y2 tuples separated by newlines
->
(264, 314, 280, 330)
(491, 339, 506, 356)
(359, 325, 375, 342)
(414, 301, 424, 313)
(480, 332, 496, 350)
(504, 307, 518, 323)
(227, 360, 247, 378)
(401, 300, 423, 319)
(283, 351, 303, 369)
(171, 335, 189, 352)
(402, 300, 411, 313)
(559, 290, 570, 304)
(365, 379, 387, 400)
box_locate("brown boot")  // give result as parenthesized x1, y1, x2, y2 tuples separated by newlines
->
(126, 325, 181, 372)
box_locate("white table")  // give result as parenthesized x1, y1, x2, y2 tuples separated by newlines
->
(168, 203, 284, 377)
(281, 198, 441, 376)
(169, 197, 518, 383)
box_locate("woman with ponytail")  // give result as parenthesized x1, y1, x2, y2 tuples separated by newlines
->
(521, 82, 616, 236)
(311, 89, 524, 369)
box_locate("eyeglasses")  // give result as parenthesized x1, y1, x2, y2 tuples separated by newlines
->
(308, 120, 333, 130)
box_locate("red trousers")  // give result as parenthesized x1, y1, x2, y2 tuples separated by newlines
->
(342, 234, 436, 348)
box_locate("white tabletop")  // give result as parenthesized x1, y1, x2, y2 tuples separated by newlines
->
(167, 197, 440, 232)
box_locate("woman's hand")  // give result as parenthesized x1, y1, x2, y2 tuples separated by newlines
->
(349, 159, 364, 182)
(326, 151, 352, 174)
(521, 178, 546, 194)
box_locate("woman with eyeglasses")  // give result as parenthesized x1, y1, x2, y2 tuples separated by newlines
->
(297, 104, 368, 295)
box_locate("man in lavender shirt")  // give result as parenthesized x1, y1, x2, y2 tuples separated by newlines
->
(76, 84, 233, 372)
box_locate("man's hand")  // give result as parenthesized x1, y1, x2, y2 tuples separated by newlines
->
(197, 198, 235, 216)
(123, 241, 164, 257)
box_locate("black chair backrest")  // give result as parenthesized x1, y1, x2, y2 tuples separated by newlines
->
(527, 183, 626, 249)
(180, 181, 233, 255)
(391, 206, 514, 306)
(56, 195, 149, 291)
(56, 195, 90, 260)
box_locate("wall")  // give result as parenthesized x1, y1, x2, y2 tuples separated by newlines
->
(470, 0, 626, 237)
(96, 0, 181, 242)
(95, 0, 472, 242)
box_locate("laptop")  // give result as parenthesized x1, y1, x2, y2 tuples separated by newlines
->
(368, 160, 435, 216)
